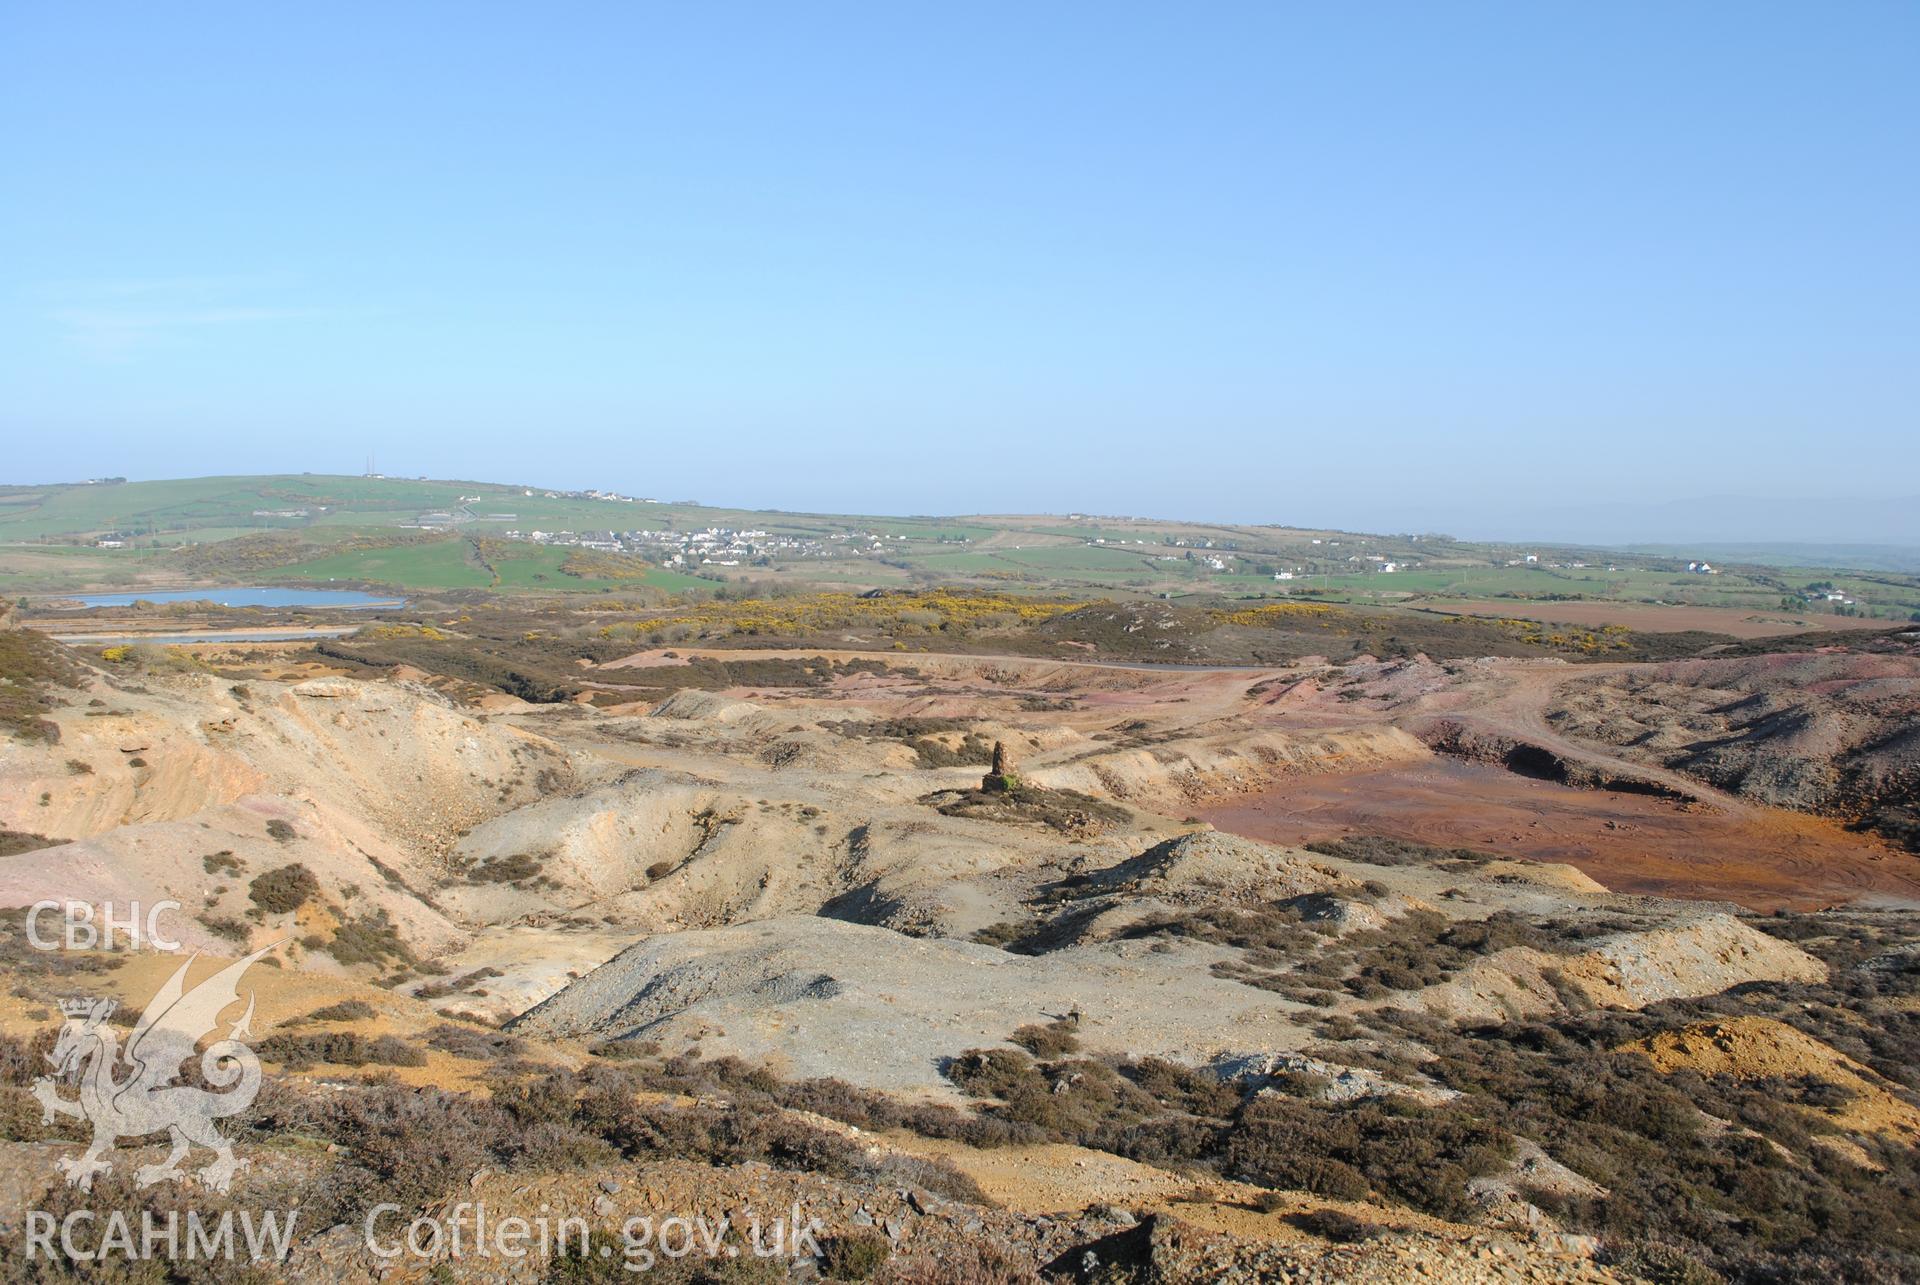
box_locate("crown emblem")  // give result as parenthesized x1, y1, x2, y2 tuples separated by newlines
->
(59, 997, 111, 1018)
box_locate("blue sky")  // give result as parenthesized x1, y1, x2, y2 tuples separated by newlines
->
(3, 3, 1915, 541)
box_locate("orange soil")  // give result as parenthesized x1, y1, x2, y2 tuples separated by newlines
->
(1626, 1016, 1920, 1144)
(1199, 759, 1920, 913)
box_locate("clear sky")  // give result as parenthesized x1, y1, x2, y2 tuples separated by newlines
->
(3, 3, 1915, 542)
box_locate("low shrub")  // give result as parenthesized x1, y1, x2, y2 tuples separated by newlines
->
(324, 911, 413, 966)
(257, 1031, 427, 1069)
(249, 863, 319, 913)
(467, 851, 543, 883)
(427, 1024, 524, 1060)
(1224, 1095, 1511, 1220)
(1304, 835, 1493, 869)
(203, 849, 244, 876)
(1286, 1208, 1391, 1243)
(1009, 1017, 1081, 1058)
(198, 914, 252, 944)
(305, 999, 376, 1023)
(821, 1230, 891, 1280)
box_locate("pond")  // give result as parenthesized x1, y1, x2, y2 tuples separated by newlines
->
(62, 587, 401, 609)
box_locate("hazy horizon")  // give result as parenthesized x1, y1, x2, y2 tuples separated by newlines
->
(5, 467, 1915, 550)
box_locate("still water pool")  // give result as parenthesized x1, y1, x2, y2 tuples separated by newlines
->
(66, 587, 398, 608)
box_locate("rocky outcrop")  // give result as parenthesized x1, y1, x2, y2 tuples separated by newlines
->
(1029, 725, 1428, 808)
(1408, 914, 1826, 1023)
(510, 915, 1317, 1092)
(1546, 653, 1920, 847)
(1060, 830, 1353, 909)
(1415, 718, 1694, 800)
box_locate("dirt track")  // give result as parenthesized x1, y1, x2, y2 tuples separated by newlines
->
(1419, 599, 1889, 638)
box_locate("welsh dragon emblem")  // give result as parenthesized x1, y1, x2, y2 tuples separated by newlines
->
(33, 944, 276, 1192)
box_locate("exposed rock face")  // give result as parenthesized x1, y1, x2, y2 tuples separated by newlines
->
(1625, 1015, 1920, 1145)
(1029, 725, 1429, 807)
(1215, 1050, 1459, 1106)
(1546, 653, 1920, 847)
(0, 793, 464, 956)
(647, 688, 774, 726)
(1408, 914, 1826, 1023)
(1414, 718, 1693, 799)
(0, 665, 578, 959)
(2, 670, 575, 849)
(509, 915, 1321, 1091)
(1062, 830, 1353, 909)
(1028, 1210, 1624, 1284)
(511, 900, 1831, 1093)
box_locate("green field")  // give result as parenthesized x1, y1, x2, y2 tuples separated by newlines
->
(2, 474, 1914, 616)
(278, 539, 496, 589)
(0, 475, 510, 541)
(275, 538, 711, 594)
(0, 544, 172, 594)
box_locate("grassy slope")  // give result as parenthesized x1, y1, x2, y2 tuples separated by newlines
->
(277, 537, 712, 594)
(0, 475, 511, 540)
(278, 538, 497, 589)
(2, 474, 1913, 617)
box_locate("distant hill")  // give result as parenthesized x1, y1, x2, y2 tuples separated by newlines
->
(1, 474, 1915, 624)
(1622, 543, 1920, 575)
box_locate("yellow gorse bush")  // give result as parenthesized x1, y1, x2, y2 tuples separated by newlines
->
(1211, 603, 1337, 627)
(599, 589, 1081, 639)
(559, 549, 662, 581)
(356, 623, 448, 641)
(1497, 619, 1633, 653)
